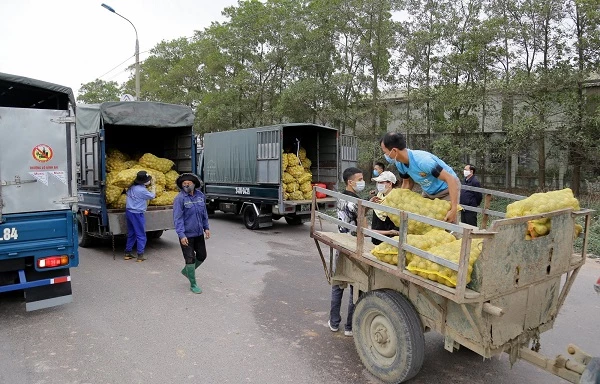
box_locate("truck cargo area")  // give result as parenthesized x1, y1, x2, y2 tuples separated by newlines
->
(103, 125, 194, 174)
(76, 102, 196, 243)
(199, 123, 356, 230)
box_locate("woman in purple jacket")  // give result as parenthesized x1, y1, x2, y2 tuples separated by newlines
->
(173, 173, 210, 294)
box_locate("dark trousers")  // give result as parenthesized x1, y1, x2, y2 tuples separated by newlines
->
(125, 210, 146, 254)
(180, 235, 208, 265)
(461, 210, 478, 227)
(330, 284, 355, 332)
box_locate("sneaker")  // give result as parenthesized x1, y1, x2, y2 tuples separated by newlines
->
(124, 253, 135, 260)
(344, 330, 353, 337)
(327, 320, 339, 332)
(136, 254, 147, 262)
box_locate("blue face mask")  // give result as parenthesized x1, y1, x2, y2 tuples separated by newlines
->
(384, 153, 395, 164)
(373, 170, 380, 177)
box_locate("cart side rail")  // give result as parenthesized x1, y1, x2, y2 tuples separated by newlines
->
(310, 186, 594, 305)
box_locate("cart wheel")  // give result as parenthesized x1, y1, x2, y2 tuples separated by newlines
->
(147, 230, 164, 239)
(77, 214, 94, 248)
(353, 289, 424, 384)
(243, 205, 260, 230)
(284, 216, 303, 226)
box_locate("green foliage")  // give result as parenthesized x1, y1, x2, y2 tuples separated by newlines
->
(88, 0, 600, 193)
(77, 79, 121, 104)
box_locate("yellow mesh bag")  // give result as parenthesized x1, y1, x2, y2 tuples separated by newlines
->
(406, 239, 483, 287)
(106, 185, 124, 205)
(382, 189, 451, 234)
(138, 153, 174, 173)
(164, 170, 180, 191)
(282, 172, 295, 184)
(297, 171, 312, 184)
(150, 191, 179, 206)
(289, 191, 304, 200)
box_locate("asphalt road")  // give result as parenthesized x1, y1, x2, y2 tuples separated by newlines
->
(1, 213, 599, 384)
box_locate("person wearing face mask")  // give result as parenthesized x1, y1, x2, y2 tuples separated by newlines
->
(369, 171, 400, 244)
(369, 162, 387, 196)
(124, 171, 156, 262)
(459, 164, 482, 227)
(173, 173, 210, 294)
(328, 167, 364, 337)
(380, 132, 461, 223)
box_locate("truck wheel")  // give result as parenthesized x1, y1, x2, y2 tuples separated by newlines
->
(77, 214, 94, 248)
(243, 206, 260, 230)
(284, 216, 303, 226)
(353, 289, 424, 384)
(147, 230, 164, 239)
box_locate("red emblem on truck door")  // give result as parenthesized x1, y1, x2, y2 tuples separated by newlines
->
(32, 144, 54, 163)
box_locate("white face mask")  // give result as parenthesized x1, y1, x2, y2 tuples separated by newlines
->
(354, 180, 365, 192)
(376, 183, 387, 193)
(463, 170, 471, 178)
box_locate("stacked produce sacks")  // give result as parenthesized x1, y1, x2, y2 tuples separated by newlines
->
(370, 187, 584, 287)
(281, 147, 313, 200)
(381, 188, 451, 234)
(104, 149, 181, 208)
(370, 227, 482, 288)
(505, 188, 582, 239)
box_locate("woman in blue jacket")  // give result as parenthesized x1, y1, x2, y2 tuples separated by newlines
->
(124, 171, 156, 262)
(173, 173, 210, 294)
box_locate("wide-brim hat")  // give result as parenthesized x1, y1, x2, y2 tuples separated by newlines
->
(134, 170, 152, 185)
(176, 173, 201, 189)
(372, 171, 397, 184)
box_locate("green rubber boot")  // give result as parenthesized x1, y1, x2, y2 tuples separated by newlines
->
(181, 260, 203, 278)
(184, 264, 202, 294)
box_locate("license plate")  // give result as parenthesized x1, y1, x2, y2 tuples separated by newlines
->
(300, 204, 311, 212)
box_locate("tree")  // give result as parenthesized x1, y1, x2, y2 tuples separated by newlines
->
(77, 79, 121, 104)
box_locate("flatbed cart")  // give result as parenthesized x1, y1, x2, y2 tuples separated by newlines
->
(309, 186, 599, 383)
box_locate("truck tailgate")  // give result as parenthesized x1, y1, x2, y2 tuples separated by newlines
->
(107, 206, 175, 235)
(0, 210, 78, 262)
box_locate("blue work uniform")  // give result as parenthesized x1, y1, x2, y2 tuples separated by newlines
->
(125, 184, 155, 255)
(394, 149, 457, 195)
(173, 189, 210, 239)
(173, 189, 210, 265)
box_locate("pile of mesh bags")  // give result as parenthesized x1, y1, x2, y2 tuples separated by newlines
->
(505, 188, 582, 240)
(281, 147, 313, 200)
(105, 149, 181, 208)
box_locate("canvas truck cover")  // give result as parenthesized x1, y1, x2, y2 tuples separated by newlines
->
(0, 72, 75, 109)
(203, 129, 259, 184)
(76, 101, 195, 135)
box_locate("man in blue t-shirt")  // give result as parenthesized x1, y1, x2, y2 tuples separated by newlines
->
(380, 132, 460, 223)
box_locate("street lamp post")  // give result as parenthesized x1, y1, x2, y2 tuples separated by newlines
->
(101, 3, 140, 101)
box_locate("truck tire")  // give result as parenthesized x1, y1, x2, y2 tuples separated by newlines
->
(147, 230, 164, 239)
(243, 206, 260, 230)
(353, 289, 424, 384)
(77, 214, 94, 248)
(284, 216, 303, 226)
